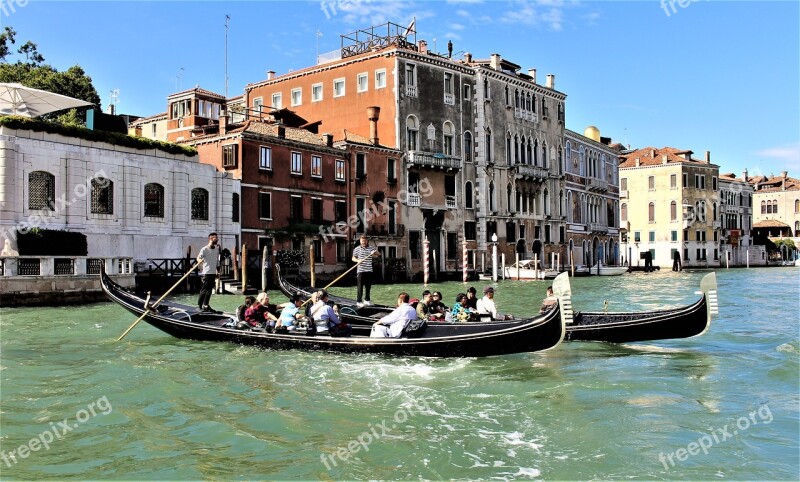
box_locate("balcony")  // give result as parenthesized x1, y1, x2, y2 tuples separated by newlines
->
(586, 177, 608, 192)
(407, 151, 462, 170)
(446, 195, 457, 209)
(406, 193, 421, 207)
(405, 85, 417, 98)
(712, 221, 721, 229)
(510, 164, 549, 180)
(444, 92, 455, 105)
(620, 189, 628, 198)
(589, 223, 609, 233)
(367, 223, 406, 237)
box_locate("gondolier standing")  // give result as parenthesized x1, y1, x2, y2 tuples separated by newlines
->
(197, 232, 221, 313)
(352, 234, 380, 307)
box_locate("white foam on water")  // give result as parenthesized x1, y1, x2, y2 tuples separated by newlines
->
(515, 467, 541, 478)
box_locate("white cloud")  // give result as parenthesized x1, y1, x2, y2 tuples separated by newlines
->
(755, 142, 800, 172)
(499, 0, 571, 31)
(449, 22, 466, 31)
(444, 32, 463, 41)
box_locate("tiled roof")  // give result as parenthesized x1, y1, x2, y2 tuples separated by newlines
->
(168, 86, 226, 100)
(619, 147, 713, 168)
(129, 112, 167, 126)
(332, 129, 398, 150)
(236, 120, 331, 147)
(753, 219, 790, 228)
(751, 175, 800, 192)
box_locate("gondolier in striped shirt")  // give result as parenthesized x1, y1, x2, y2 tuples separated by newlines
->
(352, 234, 380, 307)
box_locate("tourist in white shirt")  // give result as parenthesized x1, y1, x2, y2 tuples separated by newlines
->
(370, 292, 417, 338)
(476, 286, 506, 320)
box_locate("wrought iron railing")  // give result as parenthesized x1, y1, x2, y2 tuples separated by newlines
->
(407, 151, 461, 169)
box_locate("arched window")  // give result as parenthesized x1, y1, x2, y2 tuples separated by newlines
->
(406, 115, 419, 151)
(579, 146, 585, 176)
(559, 190, 564, 216)
(543, 189, 549, 216)
(514, 89, 520, 109)
(463, 131, 473, 162)
(485, 127, 492, 163)
(514, 135, 520, 164)
(442, 121, 455, 156)
(670, 201, 677, 221)
(565, 141, 572, 170)
(506, 133, 512, 165)
(465, 181, 473, 209)
(505, 85, 510, 106)
(489, 181, 496, 212)
(649, 202, 655, 223)
(526, 139, 532, 165)
(712, 202, 717, 221)
(542, 140, 548, 168)
(91, 177, 113, 214)
(558, 147, 563, 175)
(795, 199, 799, 213)
(773, 200, 778, 214)
(520, 136, 526, 164)
(28, 171, 55, 211)
(761, 200, 766, 214)
(533, 139, 539, 166)
(144, 183, 165, 218)
(191, 188, 209, 220)
(507, 184, 513, 212)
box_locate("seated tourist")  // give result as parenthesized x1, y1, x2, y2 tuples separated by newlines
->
(237, 296, 255, 322)
(464, 287, 479, 311)
(416, 290, 432, 320)
(310, 290, 350, 337)
(428, 291, 448, 321)
(539, 286, 558, 314)
(245, 292, 279, 329)
(450, 293, 472, 322)
(277, 294, 305, 332)
(370, 292, 417, 338)
(476, 286, 509, 320)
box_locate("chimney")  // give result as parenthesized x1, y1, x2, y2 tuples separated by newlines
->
(367, 106, 381, 146)
(322, 133, 333, 147)
(490, 53, 502, 71)
(650, 148, 656, 157)
(108, 104, 116, 116)
(545, 74, 554, 89)
(635, 158, 640, 167)
(418, 40, 428, 54)
(742, 168, 748, 181)
(267, 70, 275, 80)
(662, 154, 668, 164)
(705, 150, 711, 163)
(781, 170, 788, 178)
(528, 68, 537, 84)
(277, 123, 285, 138)
(464, 52, 472, 63)
(219, 112, 228, 135)
(133, 125, 142, 137)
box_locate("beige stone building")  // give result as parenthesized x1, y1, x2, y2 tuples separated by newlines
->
(619, 147, 720, 268)
(748, 171, 800, 259)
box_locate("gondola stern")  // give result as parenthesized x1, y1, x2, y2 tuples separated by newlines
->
(694, 272, 718, 337)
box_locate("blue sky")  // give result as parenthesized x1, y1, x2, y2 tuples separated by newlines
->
(3, 1, 798, 177)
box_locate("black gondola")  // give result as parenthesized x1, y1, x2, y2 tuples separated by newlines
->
(276, 265, 718, 344)
(100, 268, 566, 357)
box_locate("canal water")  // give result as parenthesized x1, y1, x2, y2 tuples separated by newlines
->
(1, 267, 798, 479)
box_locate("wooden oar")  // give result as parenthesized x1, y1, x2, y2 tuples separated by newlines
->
(117, 261, 201, 341)
(299, 252, 375, 307)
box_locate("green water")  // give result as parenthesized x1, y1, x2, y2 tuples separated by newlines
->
(1, 268, 798, 480)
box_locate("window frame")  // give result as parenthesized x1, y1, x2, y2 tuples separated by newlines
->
(312, 83, 323, 102)
(291, 151, 303, 175)
(311, 155, 322, 178)
(333, 78, 345, 98)
(357, 72, 368, 93)
(259, 146, 272, 170)
(375, 69, 387, 89)
(259, 192, 272, 220)
(291, 88, 302, 107)
(335, 159, 346, 182)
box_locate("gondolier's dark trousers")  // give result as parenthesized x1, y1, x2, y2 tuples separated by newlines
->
(356, 271, 371, 302)
(198, 274, 217, 308)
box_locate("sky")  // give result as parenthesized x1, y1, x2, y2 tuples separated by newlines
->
(3, 0, 798, 178)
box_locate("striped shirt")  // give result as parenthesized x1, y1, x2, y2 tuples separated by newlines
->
(352, 245, 375, 273)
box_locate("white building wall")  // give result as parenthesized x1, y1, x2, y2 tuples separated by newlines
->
(0, 127, 239, 261)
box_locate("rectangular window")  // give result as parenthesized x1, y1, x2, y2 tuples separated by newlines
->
(387, 158, 396, 183)
(447, 232, 458, 260)
(683, 173, 688, 188)
(259, 146, 272, 170)
(253, 97, 263, 114)
(313, 239, 323, 263)
(444, 72, 454, 94)
(311, 198, 323, 223)
(357, 73, 368, 92)
(696, 230, 701, 242)
(464, 221, 476, 241)
(232, 193, 239, 222)
(311, 156, 322, 178)
(388, 200, 397, 234)
(506, 221, 516, 241)
(312, 83, 323, 102)
(355, 198, 366, 233)
(670, 174, 677, 189)
(333, 78, 345, 97)
(648, 176, 655, 190)
(259, 192, 271, 219)
(271, 93, 282, 110)
(335, 200, 347, 223)
(544, 225, 551, 244)
(671, 230, 678, 242)
(335, 160, 346, 181)
(712, 177, 718, 190)
(356, 153, 366, 179)
(634, 231, 641, 243)
(463, 84, 471, 100)
(649, 231, 655, 242)
(291, 88, 302, 107)
(375, 69, 386, 89)
(410, 230, 421, 259)
(291, 152, 302, 174)
(290, 195, 303, 223)
(222, 144, 237, 167)
(620, 178, 627, 191)
(337, 240, 347, 263)
(406, 64, 416, 86)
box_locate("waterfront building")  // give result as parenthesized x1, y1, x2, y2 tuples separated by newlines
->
(564, 127, 622, 268)
(127, 112, 168, 141)
(0, 118, 239, 301)
(748, 171, 800, 259)
(619, 147, 721, 268)
(718, 171, 755, 266)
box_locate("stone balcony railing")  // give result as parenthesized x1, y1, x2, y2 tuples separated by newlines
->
(405, 85, 418, 98)
(446, 196, 457, 209)
(589, 223, 609, 233)
(586, 177, 608, 192)
(444, 92, 455, 105)
(0, 256, 134, 277)
(620, 189, 628, 198)
(406, 193, 421, 207)
(511, 164, 549, 179)
(407, 151, 462, 169)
